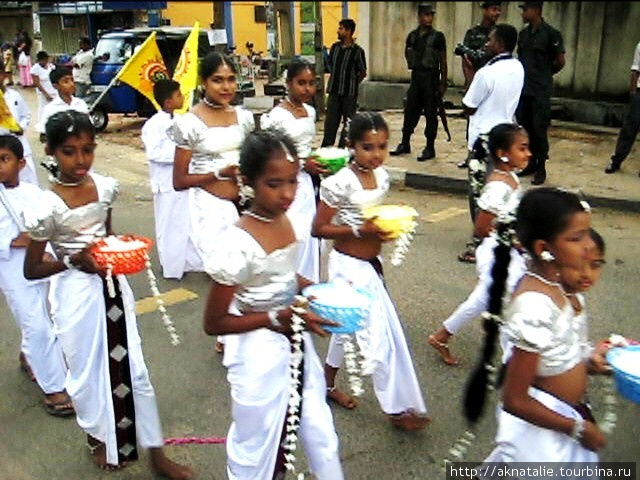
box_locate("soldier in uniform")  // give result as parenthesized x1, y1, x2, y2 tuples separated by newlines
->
(391, 3, 447, 162)
(515, 1, 565, 185)
(458, 1, 502, 169)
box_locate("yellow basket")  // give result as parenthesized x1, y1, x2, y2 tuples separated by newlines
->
(362, 204, 419, 239)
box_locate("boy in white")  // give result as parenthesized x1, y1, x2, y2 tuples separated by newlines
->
(38, 66, 89, 138)
(141, 79, 202, 279)
(72, 37, 94, 98)
(0, 68, 38, 185)
(0, 134, 71, 416)
(29, 51, 57, 133)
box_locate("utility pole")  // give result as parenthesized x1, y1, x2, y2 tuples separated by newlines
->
(212, 2, 226, 53)
(314, 1, 325, 117)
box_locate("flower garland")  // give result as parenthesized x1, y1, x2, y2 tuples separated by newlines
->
(598, 333, 629, 435)
(283, 297, 307, 480)
(145, 254, 180, 346)
(390, 218, 418, 266)
(341, 334, 365, 397)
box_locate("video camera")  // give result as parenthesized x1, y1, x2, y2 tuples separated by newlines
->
(454, 43, 487, 70)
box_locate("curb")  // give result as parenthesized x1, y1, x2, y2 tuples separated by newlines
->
(400, 172, 640, 214)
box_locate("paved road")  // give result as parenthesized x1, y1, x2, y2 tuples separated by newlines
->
(1, 89, 638, 479)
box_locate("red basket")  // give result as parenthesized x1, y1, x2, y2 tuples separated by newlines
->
(90, 235, 153, 275)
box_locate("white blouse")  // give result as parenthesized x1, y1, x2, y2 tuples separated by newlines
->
(477, 172, 521, 217)
(206, 220, 306, 314)
(260, 104, 316, 159)
(319, 166, 390, 228)
(168, 107, 255, 175)
(502, 291, 588, 377)
(24, 173, 118, 258)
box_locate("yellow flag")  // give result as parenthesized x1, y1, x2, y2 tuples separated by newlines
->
(0, 90, 21, 132)
(116, 31, 169, 111)
(173, 21, 200, 114)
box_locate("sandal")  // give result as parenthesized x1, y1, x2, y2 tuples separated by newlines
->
(214, 341, 224, 354)
(43, 394, 75, 417)
(388, 410, 431, 431)
(457, 247, 476, 264)
(326, 386, 357, 410)
(428, 335, 459, 366)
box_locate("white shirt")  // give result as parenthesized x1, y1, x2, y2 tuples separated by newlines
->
(38, 95, 89, 133)
(462, 53, 524, 150)
(141, 110, 177, 193)
(631, 41, 640, 88)
(29, 62, 57, 98)
(72, 49, 94, 84)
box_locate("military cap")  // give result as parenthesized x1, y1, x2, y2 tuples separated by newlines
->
(418, 3, 436, 14)
(519, 1, 543, 8)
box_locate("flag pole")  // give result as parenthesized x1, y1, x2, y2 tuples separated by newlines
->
(88, 73, 121, 112)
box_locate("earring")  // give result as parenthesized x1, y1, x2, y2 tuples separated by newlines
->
(540, 251, 555, 262)
(500, 156, 509, 163)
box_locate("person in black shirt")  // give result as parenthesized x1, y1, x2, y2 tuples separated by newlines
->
(391, 3, 447, 161)
(515, 1, 565, 185)
(321, 19, 367, 148)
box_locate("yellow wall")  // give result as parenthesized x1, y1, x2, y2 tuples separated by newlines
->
(163, 1, 359, 56)
(231, 2, 268, 56)
(163, 2, 213, 27)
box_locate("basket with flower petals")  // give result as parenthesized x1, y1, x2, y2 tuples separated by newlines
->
(362, 204, 419, 240)
(90, 235, 153, 275)
(303, 282, 373, 334)
(312, 147, 350, 175)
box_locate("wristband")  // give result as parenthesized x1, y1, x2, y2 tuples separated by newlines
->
(351, 224, 361, 238)
(268, 309, 282, 328)
(62, 254, 75, 270)
(570, 417, 585, 441)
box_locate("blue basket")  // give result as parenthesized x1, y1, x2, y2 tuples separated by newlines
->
(302, 283, 373, 334)
(606, 345, 640, 405)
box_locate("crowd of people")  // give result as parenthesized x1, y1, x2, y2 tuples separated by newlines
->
(0, 4, 635, 479)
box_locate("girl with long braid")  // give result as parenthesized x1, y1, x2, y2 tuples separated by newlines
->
(465, 188, 606, 472)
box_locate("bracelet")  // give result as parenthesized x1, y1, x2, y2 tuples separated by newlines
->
(351, 224, 361, 238)
(570, 417, 585, 441)
(62, 254, 75, 270)
(267, 309, 282, 328)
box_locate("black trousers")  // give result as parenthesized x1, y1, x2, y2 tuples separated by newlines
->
(401, 69, 439, 144)
(322, 93, 357, 147)
(612, 90, 640, 164)
(516, 93, 551, 165)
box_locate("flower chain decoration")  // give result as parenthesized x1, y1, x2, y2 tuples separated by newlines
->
(106, 264, 116, 298)
(390, 219, 418, 266)
(283, 296, 307, 480)
(599, 333, 628, 435)
(341, 334, 365, 397)
(442, 430, 477, 472)
(145, 254, 180, 346)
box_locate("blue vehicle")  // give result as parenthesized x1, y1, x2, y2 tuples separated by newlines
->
(86, 27, 212, 131)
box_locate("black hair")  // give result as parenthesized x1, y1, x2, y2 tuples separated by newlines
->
(286, 59, 314, 82)
(200, 51, 236, 79)
(347, 111, 389, 144)
(36, 50, 48, 61)
(239, 129, 298, 183)
(463, 187, 589, 423)
(153, 78, 181, 108)
(79, 36, 91, 46)
(492, 23, 518, 53)
(487, 123, 526, 161)
(50, 66, 73, 84)
(339, 18, 356, 34)
(45, 110, 95, 152)
(589, 227, 605, 255)
(0, 134, 24, 160)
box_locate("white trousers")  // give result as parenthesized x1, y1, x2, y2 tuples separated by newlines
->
(443, 236, 526, 334)
(325, 250, 427, 415)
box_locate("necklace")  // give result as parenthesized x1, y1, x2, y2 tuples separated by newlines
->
(352, 162, 371, 173)
(202, 96, 232, 111)
(50, 175, 86, 187)
(285, 96, 305, 110)
(243, 210, 274, 223)
(525, 271, 565, 293)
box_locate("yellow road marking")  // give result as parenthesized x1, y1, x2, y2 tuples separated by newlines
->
(135, 288, 199, 315)
(425, 207, 468, 223)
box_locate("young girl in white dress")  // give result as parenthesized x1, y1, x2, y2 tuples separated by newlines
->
(260, 59, 328, 282)
(428, 124, 530, 366)
(170, 52, 255, 353)
(463, 188, 606, 474)
(23, 111, 193, 479)
(203, 129, 344, 480)
(311, 112, 430, 430)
